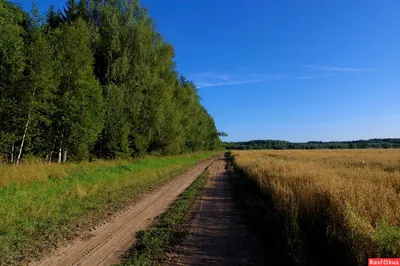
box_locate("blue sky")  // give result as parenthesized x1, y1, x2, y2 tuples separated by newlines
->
(17, 0, 400, 142)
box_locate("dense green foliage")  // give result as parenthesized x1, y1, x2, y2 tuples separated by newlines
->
(0, 0, 221, 163)
(225, 138, 400, 150)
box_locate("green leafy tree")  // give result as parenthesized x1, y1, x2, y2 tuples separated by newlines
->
(0, 0, 221, 163)
(0, 0, 27, 162)
(92, 0, 144, 158)
(56, 18, 103, 161)
(15, 3, 60, 164)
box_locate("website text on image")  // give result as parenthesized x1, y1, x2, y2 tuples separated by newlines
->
(369, 259, 400, 265)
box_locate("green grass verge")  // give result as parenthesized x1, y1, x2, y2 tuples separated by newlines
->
(121, 171, 208, 266)
(0, 152, 216, 265)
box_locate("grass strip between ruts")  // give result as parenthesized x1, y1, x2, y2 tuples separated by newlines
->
(0, 152, 216, 265)
(121, 171, 208, 266)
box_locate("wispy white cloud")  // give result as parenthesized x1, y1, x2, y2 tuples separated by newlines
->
(175, 46, 241, 53)
(282, 64, 378, 72)
(297, 74, 332, 80)
(197, 79, 265, 88)
(190, 72, 282, 88)
(190, 72, 231, 81)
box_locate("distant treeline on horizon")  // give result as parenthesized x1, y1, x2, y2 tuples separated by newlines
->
(224, 138, 400, 150)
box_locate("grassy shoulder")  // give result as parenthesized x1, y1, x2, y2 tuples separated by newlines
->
(0, 152, 216, 265)
(121, 171, 208, 266)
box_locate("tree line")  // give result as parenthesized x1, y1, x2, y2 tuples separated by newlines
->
(225, 138, 400, 150)
(0, 0, 221, 164)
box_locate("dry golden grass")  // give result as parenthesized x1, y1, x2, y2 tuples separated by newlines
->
(232, 149, 400, 263)
(0, 153, 205, 188)
(0, 152, 217, 265)
(0, 158, 134, 187)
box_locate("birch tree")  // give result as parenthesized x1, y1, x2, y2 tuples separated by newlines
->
(56, 18, 103, 161)
(0, 0, 222, 163)
(0, 0, 27, 162)
(16, 4, 59, 165)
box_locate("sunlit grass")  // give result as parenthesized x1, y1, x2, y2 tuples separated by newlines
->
(122, 171, 207, 265)
(0, 152, 217, 265)
(232, 149, 400, 264)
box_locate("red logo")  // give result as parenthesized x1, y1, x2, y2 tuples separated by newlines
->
(369, 259, 400, 265)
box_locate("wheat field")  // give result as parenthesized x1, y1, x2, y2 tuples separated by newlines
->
(232, 149, 400, 263)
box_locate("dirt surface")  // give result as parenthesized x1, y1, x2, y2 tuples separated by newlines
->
(165, 158, 268, 266)
(30, 157, 216, 266)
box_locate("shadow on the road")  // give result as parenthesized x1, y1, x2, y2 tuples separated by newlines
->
(168, 159, 268, 266)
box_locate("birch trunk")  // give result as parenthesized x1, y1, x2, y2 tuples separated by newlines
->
(16, 113, 31, 166)
(63, 146, 68, 163)
(48, 138, 57, 164)
(58, 131, 63, 164)
(16, 87, 36, 166)
(11, 141, 14, 164)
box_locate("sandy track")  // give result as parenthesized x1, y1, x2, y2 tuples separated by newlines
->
(30, 157, 216, 266)
(165, 158, 267, 266)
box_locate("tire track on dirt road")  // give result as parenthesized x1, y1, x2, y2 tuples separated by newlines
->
(165, 158, 268, 266)
(30, 156, 217, 266)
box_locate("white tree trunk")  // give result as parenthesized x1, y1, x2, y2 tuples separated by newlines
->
(16, 113, 31, 166)
(48, 138, 56, 164)
(58, 131, 63, 164)
(16, 87, 36, 166)
(11, 141, 14, 164)
(63, 146, 68, 163)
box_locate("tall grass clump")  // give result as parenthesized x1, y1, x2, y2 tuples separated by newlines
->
(0, 152, 217, 265)
(232, 150, 400, 265)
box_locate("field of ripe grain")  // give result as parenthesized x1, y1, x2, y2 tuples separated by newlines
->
(232, 149, 400, 264)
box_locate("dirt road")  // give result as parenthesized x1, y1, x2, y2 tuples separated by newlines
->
(165, 158, 267, 266)
(30, 157, 216, 266)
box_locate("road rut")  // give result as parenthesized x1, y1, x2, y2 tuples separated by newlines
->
(165, 158, 267, 266)
(30, 157, 216, 266)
